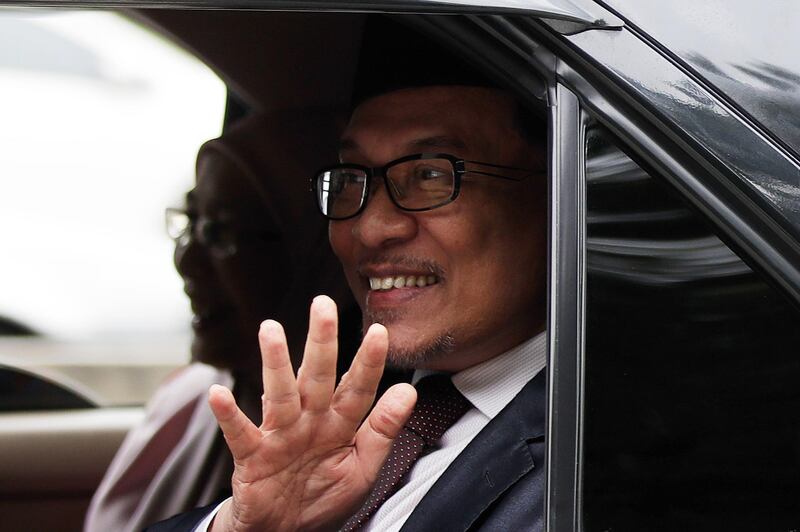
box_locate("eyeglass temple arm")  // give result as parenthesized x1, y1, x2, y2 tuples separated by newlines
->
(463, 160, 542, 181)
(464, 170, 526, 181)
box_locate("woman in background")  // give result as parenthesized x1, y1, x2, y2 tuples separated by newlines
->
(85, 110, 361, 532)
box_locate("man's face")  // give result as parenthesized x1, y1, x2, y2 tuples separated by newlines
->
(329, 86, 547, 372)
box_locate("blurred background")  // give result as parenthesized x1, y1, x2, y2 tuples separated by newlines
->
(0, 8, 226, 406)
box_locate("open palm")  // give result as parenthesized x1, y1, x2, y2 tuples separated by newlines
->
(208, 296, 416, 532)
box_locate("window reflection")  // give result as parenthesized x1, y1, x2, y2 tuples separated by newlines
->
(581, 123, 800, 531)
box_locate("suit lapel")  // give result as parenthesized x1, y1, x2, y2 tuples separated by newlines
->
(400, 370, 547, 531)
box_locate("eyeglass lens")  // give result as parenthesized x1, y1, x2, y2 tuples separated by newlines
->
(317, 157, 456, 219)
(164, 209, 237, 256)
(165, 208, 190, 241)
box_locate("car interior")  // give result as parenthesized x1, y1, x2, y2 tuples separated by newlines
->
(4, 10, 511, 531)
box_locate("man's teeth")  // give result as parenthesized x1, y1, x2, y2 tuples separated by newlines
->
(369, 275, 438, 290)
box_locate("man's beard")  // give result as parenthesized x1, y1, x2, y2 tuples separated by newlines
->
(363, 308, 455, 369)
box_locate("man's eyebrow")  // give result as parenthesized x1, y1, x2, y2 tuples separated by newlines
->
(409, 135, 467, 152)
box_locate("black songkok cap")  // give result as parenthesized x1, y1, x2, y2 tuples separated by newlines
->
(351, 15, 498, 107)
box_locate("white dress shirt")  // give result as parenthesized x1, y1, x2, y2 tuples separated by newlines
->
(365, 332, 547, 531)
(194, 332, 547, 532)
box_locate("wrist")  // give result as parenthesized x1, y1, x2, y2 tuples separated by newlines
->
(209, 499, 235, 532)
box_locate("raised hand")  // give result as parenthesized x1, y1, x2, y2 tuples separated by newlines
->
(208, 295, 416, 532)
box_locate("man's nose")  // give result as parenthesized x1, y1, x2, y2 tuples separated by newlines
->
(350, 180, 417, 249)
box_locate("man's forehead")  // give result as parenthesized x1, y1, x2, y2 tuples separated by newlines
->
(339, 132, 468, 160)
(339, 86, 516, 161)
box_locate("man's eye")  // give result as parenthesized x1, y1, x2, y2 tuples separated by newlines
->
(333, 171, 365, 188)
(411, 166, 453, 196)
(343, 172, 366, 184)
(416, 167, 449, 180)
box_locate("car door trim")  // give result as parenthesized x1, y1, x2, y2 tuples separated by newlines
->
(6, 0, 621, 26)
(544, 82, 586, 532)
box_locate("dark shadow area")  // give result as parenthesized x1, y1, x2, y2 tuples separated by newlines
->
(0, 315, 37, 336)
(582, 124, 800, 531)
(0, 366, 94, 411)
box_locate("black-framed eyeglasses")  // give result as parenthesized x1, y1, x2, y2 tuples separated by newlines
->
(312, 153, 540, 220)
(165, 207, 279, 258)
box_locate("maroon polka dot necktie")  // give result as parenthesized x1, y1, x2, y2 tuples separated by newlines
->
(341, 374, 472, 531)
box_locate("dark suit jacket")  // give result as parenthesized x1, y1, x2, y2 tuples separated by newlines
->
(147, 370, 546, 532)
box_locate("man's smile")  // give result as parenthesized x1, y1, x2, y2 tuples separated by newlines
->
(358, 261, 444, 313)
(368, 274, 439, 290)
(358, 256, 444, 295)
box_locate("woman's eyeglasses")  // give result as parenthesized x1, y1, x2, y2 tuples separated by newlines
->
(165, 208, 279, 257)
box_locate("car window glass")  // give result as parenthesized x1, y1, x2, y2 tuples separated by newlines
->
(0, 9, 226, 408)
(0, 365, 94, 411)
(580, 121, 800, 530)
(604, 0, 800, 155)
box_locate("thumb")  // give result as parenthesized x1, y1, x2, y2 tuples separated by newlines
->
(353, 383, 417, 483)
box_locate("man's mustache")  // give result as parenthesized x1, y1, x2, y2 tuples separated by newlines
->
(356, 255, 445, 279)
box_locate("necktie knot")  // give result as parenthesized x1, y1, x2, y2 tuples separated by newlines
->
(405, 374, 472, 446)
(341, 374, 471, 531)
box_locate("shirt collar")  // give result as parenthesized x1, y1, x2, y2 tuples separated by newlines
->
(412, 331, 547, 419)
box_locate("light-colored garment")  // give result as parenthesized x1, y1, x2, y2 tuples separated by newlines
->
(367, 332, 547, 531)
(85, 363, 234, 532)
(192, 332, 547, 532)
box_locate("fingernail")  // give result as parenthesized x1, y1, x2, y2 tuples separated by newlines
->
(260, 319, 279, 333)
(313, 294, 332, 305)
(368, 322, 387, 335)
(208, 383, 228, 398)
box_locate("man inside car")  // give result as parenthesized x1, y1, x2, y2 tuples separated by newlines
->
(151, 17, 549, 532)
